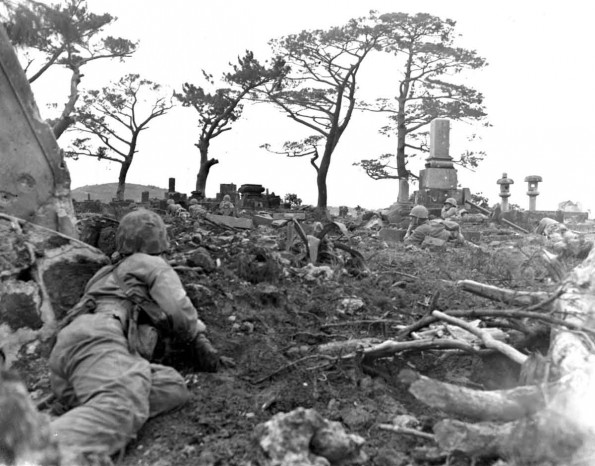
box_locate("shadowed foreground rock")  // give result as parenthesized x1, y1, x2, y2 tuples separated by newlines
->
(0, 355, 60, 466)
(1, 213, 108, 366)
(254, 407, 366, 466)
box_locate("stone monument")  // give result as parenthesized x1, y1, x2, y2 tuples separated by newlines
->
(416, 119, 466, 212)
(497, 173, 514, 212)
(525, 175, 542, 211)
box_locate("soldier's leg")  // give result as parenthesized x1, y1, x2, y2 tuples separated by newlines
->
(49, 314, 152, 462)
(148, 364, 191, 418)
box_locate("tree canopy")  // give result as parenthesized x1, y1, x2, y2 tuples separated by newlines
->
(2, 0, 136, 138)
(175, 50, 288, 195)
(66, 73, 172, 201)
(353, 12, 488, 202)
(261, 16, 385, 209)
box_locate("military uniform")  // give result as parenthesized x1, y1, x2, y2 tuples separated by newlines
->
(49, 209, 217, 465)
(405, 219, 453, 246)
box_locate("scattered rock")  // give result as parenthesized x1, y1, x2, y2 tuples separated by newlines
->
(255, 407, 366, 466)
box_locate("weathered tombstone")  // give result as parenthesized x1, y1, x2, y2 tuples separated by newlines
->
(0, 25, 77, 237)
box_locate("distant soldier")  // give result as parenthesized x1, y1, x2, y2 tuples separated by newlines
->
(188, 198, 207, 218)
(441, 198, 458, 219)
(405, 205, 465, 246)
(218, 195, 235, 216)
(166, 199, 183, 216)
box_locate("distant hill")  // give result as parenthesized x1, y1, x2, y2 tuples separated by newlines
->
(71, 183, 167, 203)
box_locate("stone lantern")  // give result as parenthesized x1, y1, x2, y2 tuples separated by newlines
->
(524, 175, 543, 211)
(496, 173, 514, 211)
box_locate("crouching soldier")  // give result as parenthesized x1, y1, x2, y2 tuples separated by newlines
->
(405, 205, 465, 247)
(441, 197, 459, 219)
(218, 194, 235, 216)
(49, 209, 220, 465)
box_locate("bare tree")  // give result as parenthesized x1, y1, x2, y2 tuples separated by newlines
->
(66, 74, 172, 201)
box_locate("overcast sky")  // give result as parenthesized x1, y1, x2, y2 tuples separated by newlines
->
(30, 0, 595, 212)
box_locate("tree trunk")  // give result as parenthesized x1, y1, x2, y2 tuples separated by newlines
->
(116, 161, 131, 201)
(52, 65, 81, 139)
(195, 158, 219, 195)
(394, 50, 413, 205)
(195, 140, 219, 195)
(316, 149, 333, 209)
(397, 178, 410, 204)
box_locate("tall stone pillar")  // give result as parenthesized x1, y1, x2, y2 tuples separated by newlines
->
(417, 119, 459, 210)
(419, 119, 458, 190)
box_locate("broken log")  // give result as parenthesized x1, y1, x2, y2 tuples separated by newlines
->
(456, 279, 550, 306)
(403, 371, 553, 422)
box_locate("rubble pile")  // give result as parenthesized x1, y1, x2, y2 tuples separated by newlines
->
(3, 201, 595, 465)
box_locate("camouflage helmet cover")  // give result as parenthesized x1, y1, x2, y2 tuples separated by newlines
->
(445, 197, 457, 207)
(116, 208, 169, 255)
(189, 198, 199, 205)
(409, 205, 429, 219)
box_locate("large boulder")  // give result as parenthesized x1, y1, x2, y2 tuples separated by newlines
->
(0, 214, 108, 366)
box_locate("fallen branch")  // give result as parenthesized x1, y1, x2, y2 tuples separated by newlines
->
(378, 424, 435, 441)
(402, 370, 552, 422)
(433, 410, 587, 463)
(432, 311, 527, 364)
(457, 280, 549, 306)
(320, 319, 404, 329)
(361, 338, 482, 359)
(395, 307, 591, 340)
(415, 246, 595, 464)
(250, 354, 336, 385)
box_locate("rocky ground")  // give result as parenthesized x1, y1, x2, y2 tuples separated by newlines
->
(14, 209, 585, 466)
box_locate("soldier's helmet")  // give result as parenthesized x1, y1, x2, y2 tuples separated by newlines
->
(189, 198, 199, 205)
(116, 208, 169, 255)
(166, 198, 175, 205)
(445, 197, 457, 207)
(409, 205, 429, 219)
(223, 194, 231, 202)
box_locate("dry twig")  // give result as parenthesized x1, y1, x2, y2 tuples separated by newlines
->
(378, 424, 435, 441)
(432, 311, 527, 364)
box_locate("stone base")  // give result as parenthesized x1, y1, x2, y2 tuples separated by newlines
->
(415, 188, 459, 218)
(419, 168, 458, 190)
